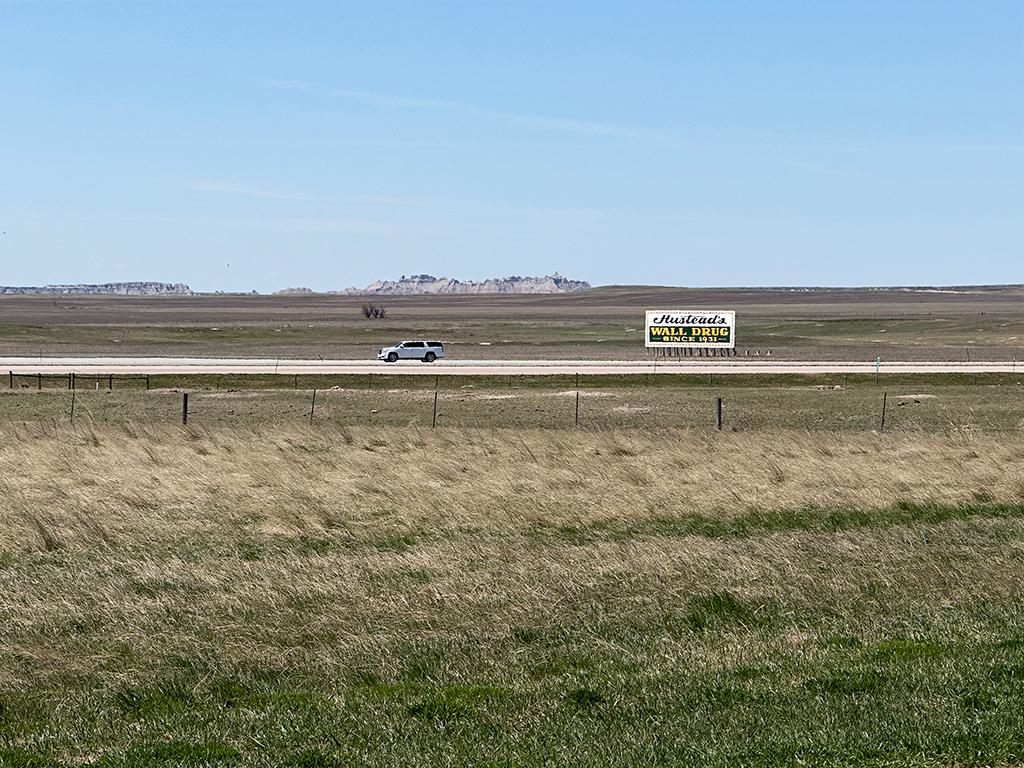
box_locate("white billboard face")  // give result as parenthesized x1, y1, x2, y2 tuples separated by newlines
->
(645, 310, 736, 349)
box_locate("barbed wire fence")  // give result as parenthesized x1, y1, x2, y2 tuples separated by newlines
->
(3, 369, 1024, 434)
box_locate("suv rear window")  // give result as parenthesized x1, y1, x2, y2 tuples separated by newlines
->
(427, 341, 443, 348)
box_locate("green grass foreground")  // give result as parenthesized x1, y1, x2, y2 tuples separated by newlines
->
(3, 426, 1024, 766)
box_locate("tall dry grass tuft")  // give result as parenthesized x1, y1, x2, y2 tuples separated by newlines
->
(26, 512, 64, 551)
(764, 460, 786, 484)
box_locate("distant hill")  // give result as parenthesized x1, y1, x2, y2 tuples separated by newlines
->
(0, 282, 192, 296)
(273, 287, 316, 296)
(341, 274, 590, 296)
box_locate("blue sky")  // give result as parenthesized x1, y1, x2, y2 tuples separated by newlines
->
(1, 1, 1021, 291)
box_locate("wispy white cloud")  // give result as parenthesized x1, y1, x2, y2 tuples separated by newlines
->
(184, 177, 610, 219)
(511, 114, 652, 141)
(267, 80, 1024, 155)
(268, 80, 468, 111)
(184, 178, 334, 202)
(266, 79, 654, 142)
(266, 217, 382, 234)
(729, 139, 1024, 156)
(185, 178, 433, 208)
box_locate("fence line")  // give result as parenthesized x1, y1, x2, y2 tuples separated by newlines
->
(7, 371, 150, 391)
(3, 371, 1022, 433)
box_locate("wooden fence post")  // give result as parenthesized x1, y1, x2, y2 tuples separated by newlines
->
(182, 392, 189, 425)
(575, 372, 580, 427)
(879, 392, 887, 433)
(37, 373, 42, 390)
(309, 389, 317, 426)
(8, 371, 11, 389)
(716, 397, 723, 431)
(70, 390, 76, 425)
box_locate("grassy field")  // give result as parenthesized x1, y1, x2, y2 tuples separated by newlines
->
(4, 286, 1024, 765)
(3, 425, 1024, 766)
(2, 284, 1023, 361)
(2, 372, 1024, 434)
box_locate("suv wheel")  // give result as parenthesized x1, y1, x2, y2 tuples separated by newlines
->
(423, 352, 436, 363)
(386, 352, 398, 363)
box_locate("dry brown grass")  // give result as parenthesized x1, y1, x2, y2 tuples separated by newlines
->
(2, 424, 1023, 555)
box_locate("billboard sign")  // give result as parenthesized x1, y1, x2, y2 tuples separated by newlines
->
(645, 310, 735, 348)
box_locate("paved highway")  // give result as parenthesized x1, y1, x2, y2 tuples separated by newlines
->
(1, 357, 1020, 376)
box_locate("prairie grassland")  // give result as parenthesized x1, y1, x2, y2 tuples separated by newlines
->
(3, 424, 1024, 766)
(2, 285, 1024, 360)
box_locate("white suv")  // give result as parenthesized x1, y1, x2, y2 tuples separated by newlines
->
(377, 340, 445, 363)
